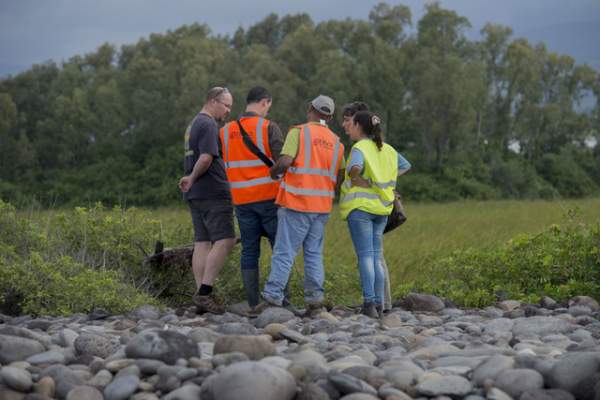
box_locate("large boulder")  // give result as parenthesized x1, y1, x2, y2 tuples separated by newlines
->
(125, 329, 199, 364)
(398, 293, 445, 312)
(0, 334, 45, 363)
(201, 361, 296, 400)
(213, 335, 275, 360)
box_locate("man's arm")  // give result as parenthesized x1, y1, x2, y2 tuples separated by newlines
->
(179, 153, 213, 192)
(268, 122, 284, 161)
(270, 155, 293, 179)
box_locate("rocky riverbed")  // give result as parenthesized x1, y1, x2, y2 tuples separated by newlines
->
(1, 293, 600, 400)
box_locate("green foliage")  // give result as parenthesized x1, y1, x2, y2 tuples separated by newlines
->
(0, 200, 159, 315)
(405, 213, 600, 307)
(1, 3, 598, 206)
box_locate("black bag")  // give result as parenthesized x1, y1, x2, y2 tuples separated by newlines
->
(384, 192, 407, 234)
(236, 120, 273, 167)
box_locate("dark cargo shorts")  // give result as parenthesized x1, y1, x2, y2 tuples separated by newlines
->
(188, 199, 236, 242)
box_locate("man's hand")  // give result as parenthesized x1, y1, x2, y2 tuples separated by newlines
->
(179, 176, 193, 192)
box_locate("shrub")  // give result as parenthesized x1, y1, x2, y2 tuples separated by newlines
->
(403, 213, 600, 307)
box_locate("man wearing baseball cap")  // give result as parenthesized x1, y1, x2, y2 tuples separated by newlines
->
(260, 95, 345, 317)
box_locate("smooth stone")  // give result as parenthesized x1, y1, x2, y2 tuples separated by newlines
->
(327, 370, 378, 396)
(105, 359, 135, 372)
(342, 365, 386, 389)
(472, 354, 514, 386)
(385, 370, 414, 391)
(58, 328, 79, 347)
(211, 352, 250, 369)
(260, 356, 292, 370)
(254, 308, 296, 328)
(130, 393, 160, 400)
(216, 323, 258, 336)
(1, 366, 33, 392)
(66, 385, 104, 400)
(486, 387, 513, 400)
(135, 359, 166, 375)
(546, 352, 600, 396)
(415, 375, 472, 397)
(263, 323, 287, 339)
(296, 382, 331, 400)
(520, 388, 576, 400)
(188, 327, 221, 343)
(494, 368, 544, 399)
(127, 305, 161, 321)
(0, 388, 25, 400)
(162, 384, 202, 400)
(338, 394, 379, 400)
(103, 374, 140, 400)
(399, 293, 445, 312)
(512, 317, 573, 337)
(280, 329, 310, 344)
(33, 376, 55, 397)
(498, 300, 521, 311)
(40, 365, 84, 398)
(0, 335, 45, 364)
(124, 329, 199, 364)
(568, 305, 592, 317)
(87, 369, 113, 388)
(74, 333, 121, 359)
(26, 351, 65, 365)
(568, 296, 599, 311)
(201, 361, 295, 400)
(213, 335, 275, 360)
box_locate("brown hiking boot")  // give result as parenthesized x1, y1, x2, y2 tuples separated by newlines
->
(192, 294, 225, 314)
(304, 302, 325, 318)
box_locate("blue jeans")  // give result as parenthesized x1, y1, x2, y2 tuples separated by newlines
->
(263, 208, 329, 305)
(347, 209, 387, 304)
(235, 200, 278, 270)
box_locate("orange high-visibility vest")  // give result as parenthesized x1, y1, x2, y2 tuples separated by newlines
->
(276, 123, 344, 213)
(219, 116, 279, 205)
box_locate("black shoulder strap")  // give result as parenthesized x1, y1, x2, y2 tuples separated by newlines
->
(236, 119, 274, 167)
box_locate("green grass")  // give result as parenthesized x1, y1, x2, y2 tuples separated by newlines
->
(149, 198, 600, 304)
(18, 198, 600, 307)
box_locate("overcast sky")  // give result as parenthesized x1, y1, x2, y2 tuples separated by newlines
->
(1, 0, 599, 77)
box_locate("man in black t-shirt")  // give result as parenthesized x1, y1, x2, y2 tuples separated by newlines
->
(179, 86, 236, 314)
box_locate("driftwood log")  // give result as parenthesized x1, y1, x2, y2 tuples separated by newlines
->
(144, 242, 193, 268)
(144, 240, 241, 268)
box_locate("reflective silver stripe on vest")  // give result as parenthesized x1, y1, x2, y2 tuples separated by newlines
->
(343, 179, 395, 189)
(373, 180, 396, 189)
(223, 123, 230, 159)
(256, 118, 265, 153)
(341, 192, 393, 207)
(288, 167, 331, 176)
(329, 139, 341, 181)
(225, 159, 266, 168)
(281, 182, 334, 197)
(229, 176, 275, 189)
(303, 125, 311, 166)
(185, 150, 194, 156)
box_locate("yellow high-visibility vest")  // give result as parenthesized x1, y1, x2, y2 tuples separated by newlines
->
(339, 139, 398, 220)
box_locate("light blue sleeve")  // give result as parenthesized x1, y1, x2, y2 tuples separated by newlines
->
(347, 148, 365, 174)
(397, 152, 411, 170)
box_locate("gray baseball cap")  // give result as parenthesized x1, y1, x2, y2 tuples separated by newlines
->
(310, 95, 335, 116)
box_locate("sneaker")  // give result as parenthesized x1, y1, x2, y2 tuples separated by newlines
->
(304, 302, 325, 318)
(192, 294, 225, 314)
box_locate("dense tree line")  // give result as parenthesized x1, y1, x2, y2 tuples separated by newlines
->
(1, 2, 599, 206)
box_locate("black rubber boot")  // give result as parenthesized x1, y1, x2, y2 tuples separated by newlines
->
(375, 304, 383, 319)
(362, 302, 378, 318)
(241, 269, 260, 308)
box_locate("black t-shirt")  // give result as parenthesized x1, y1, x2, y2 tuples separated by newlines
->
(183, 113, 231, 201)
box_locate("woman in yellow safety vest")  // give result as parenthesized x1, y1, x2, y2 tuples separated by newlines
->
(340, 110, 409, 318)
